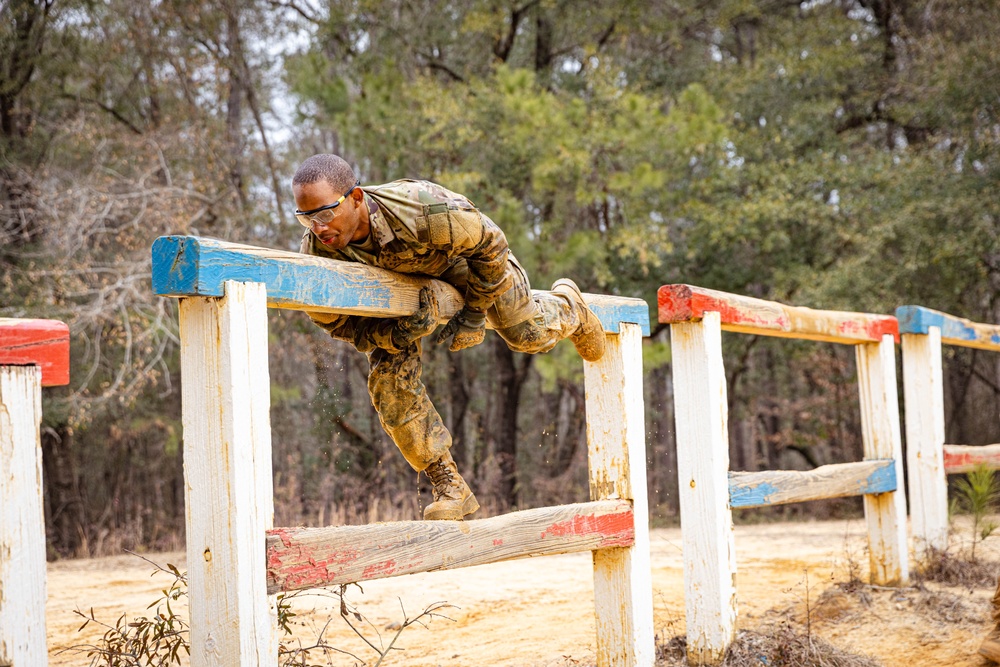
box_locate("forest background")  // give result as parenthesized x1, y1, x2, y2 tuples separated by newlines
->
(3, 0, 999, 559)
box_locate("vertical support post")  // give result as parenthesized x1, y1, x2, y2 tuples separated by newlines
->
(856, 334, 909, 585)
(179, 281, 277, 667)
(670, 312, 736, 666)
(902, 328, 948, 560)
(0, 366, 47, 667)
(584, 322, 655, 667)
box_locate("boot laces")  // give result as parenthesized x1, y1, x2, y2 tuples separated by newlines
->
(425, 459, 457, 497)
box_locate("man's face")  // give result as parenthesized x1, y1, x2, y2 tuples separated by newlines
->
(293, 180, 366, 250)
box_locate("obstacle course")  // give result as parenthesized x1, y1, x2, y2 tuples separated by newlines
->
(152, 235, 654, 666)
(659, 284, 908, 665)
(8, 235, 1000, 666)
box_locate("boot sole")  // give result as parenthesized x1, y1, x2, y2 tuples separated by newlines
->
(423, 493, 480, 521)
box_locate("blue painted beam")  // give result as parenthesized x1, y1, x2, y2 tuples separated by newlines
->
(728, 460, 896, 509)
(152, 236, 650, 335)
(896, 305, 1000, 352)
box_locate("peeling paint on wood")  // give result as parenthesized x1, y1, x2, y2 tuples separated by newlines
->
(670, 313, 737, 666)
(901, 330, 949, 558)
(265, 500, 634, 595)
(584, 325, 656, 666)
(897, 305, 1000, 351)
(0, 318, 70, 387)
(943, 444, 1000, 474)
(0, 366, 47, 666)
(152, 236, 650, 334)
(856, 337, 909, 586)
(179, 283, 277, 666)
(658, 284, 898, 344)
(728, 460, 896, 509)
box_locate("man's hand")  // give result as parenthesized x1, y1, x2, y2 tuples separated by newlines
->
(436, 305, 487, 351)
(391, 287, 440, 348)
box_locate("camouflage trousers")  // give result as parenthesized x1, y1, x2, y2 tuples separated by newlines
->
(367, 275, 585, 471)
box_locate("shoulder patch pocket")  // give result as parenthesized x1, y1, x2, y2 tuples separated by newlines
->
(415, 203, 483, 250)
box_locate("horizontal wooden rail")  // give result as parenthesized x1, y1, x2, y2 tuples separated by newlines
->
(897, 305, 1000, 352)
(0, 318, 70, 386)
(266, 500, 634, 595)
(943, 444, 1000, 474)
(153, 236, 650, 335)
(658, 284, 898, 344)
(728, 460, 896, 509)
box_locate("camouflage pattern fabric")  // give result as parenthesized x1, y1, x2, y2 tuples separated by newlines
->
(301, 179, 587, 471)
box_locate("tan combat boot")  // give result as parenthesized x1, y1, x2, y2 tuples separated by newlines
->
(423, 450, 480, 521)
(552, 278, 606, 362)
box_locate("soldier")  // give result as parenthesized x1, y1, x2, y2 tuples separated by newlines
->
(293, 153, 606, 521)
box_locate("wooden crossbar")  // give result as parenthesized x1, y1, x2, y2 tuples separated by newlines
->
(728, 460, 896, 509)
(266, 500, 634, 595)
(152, 236, 650, 335)
(897, 305, 1000, 352)
(0, 318, 70, 386)
(943, 444, 1000, 474)
(658, 284, 898, 344)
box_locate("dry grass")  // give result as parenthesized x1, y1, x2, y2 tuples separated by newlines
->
(914, 548, 1000, 588)
(657, 626, 881, 667)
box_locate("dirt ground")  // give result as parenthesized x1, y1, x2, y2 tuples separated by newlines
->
(46, 517, 1000, 666)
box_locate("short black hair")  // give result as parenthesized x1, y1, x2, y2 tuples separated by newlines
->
(292, 154, 357, 192)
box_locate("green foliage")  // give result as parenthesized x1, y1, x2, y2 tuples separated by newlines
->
(953, 464, 1000, 562)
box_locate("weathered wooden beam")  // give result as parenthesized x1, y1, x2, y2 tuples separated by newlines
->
(658, 284, 898, 344)
(728, 460, 896, 509)
(583, 323, 655, 666)
(857, 336, 909, 586)
(266, 500, 634, 595)
(0, 318, 70, 387)
(901, 330, 949, 558)
(152, 235, 650, 335)
(897, 305, 1000, 352)
(671, 311, 736, 666)
(180, 282, 277, 665)
(943, 444, 1000, 474)
(0, 366, 48, 666)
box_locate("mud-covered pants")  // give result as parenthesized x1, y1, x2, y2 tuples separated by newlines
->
(367, 268, 586, 472)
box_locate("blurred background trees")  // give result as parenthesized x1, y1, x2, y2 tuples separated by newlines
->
(2, 0, 998, 557)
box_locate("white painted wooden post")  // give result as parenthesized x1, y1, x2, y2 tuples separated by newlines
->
(0, 366, 47, 667)
(670, 312, 736, 666)
(179, 280, 278, 667)
(856, 334, 909, 585)
(902, 327, 948, 560)
(584, 322, 655, 667)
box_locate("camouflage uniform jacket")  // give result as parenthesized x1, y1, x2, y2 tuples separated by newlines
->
(301, 179, 531, 353)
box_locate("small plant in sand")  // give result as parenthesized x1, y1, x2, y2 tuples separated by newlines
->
(952, 463, 1000, 562)
(60, 551, 454, 666)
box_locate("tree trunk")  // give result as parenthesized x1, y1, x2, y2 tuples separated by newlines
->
(493, 340, 533, 509)
(42, 425, 86, 558)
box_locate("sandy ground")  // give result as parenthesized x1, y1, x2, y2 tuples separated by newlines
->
(46, 518, 999, 666)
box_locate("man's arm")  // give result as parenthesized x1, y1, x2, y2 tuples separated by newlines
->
(419, 208, 511, 312)
(305, 287, 439, 354)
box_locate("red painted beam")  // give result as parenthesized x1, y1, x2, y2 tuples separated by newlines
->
(657, 284, 898, 344)
(265, 500, 634, 594)
(0, 319, 70, 386)
(943, 444, 1000, 475)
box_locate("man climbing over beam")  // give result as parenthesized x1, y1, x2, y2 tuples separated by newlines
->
(293, 153, 605, 522)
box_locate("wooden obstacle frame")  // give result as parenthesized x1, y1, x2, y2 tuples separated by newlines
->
(0, 318, 70, 667)
(152, 235, 656, 667)
(896, 305, 1000, 560)
(658, 284, 909, 666)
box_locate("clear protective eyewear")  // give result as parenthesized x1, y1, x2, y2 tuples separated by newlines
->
(294, 179, 360, 228)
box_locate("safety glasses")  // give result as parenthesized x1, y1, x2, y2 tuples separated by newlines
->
(294, 179, 361, 228)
